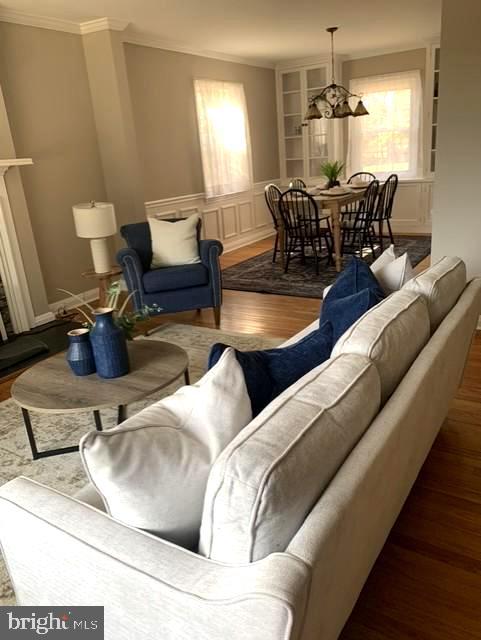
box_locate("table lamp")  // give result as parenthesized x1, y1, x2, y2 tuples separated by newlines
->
(72, 201, 117, 274)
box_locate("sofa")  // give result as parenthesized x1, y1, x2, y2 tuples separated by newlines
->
(0, 257, 479, 640)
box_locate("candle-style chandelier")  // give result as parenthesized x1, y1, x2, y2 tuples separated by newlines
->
(304, 27, 369, 120)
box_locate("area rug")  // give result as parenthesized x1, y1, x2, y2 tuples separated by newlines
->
(0, 323, 282, 604)
(222, 235, 431, 299)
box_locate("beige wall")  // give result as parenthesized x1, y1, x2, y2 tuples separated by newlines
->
(0, 22, 107, 304)
(342, 49, 426, 161)
(124, 44, 280, 201)
(343, 48, 426, 84)
(431, 0, 481, 278)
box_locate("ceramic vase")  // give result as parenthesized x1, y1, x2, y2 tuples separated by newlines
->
(89, 307, 130, 379)
(66, 328, 96, 376)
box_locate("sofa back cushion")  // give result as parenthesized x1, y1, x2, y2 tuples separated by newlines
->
(80, 348, 252, 550)
(199, 353, 381, 563)
(403, 256, 466, 331)
(332, 290, 430, 404)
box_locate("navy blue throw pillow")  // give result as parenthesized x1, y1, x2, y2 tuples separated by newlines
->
(208, 322, 333, 417)
(321, 257, 385, 342)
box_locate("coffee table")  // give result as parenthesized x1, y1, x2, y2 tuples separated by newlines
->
(11, 340, 189, 460)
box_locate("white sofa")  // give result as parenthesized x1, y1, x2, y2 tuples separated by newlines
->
(0, 257, 479, 640)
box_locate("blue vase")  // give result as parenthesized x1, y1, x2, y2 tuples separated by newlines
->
(66, 328, 96, 376)
(89, 307, 130, 379)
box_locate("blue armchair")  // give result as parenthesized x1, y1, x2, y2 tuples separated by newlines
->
(117, 220, 223, 328)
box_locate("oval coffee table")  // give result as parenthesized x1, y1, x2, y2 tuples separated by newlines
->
(11, 340, 189, 460)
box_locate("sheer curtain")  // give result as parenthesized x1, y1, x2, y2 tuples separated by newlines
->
(194, 79, 253, 198)
(347, 70, 423, 180)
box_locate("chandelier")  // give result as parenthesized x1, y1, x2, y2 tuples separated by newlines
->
(305, 27, 369, 120)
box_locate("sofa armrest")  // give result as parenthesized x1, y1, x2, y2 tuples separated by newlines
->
(199, 240, 223, 308)
(0, 478, 309, 640)
(117, 247, 145, 311)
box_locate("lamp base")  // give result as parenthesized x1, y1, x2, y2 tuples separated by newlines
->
(90, 238, 112, 274)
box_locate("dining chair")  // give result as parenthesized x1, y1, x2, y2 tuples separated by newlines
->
(342, 180, 379, 259)
(347, 172, 376, 184)
(371, 174, 398, 252)
(264, 183, 283, 263)
(278, 189, 333, 275)
(289, 178, 307, 189)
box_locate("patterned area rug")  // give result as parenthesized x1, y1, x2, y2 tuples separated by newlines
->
(222, 235, 431, 299)
(0, 323, 282, 605)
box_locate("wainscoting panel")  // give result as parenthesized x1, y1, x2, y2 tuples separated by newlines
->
(221, 204, 238, 239)
(145, 181, 276, 253)
(390, 180, 433, 234)
(238, 201, 254, 234)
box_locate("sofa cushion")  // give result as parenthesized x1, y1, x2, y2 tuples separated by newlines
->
(321, 257, 385, 342)
(322, 246, 414, 298)
(371, 246, 414, 294)
(199, 353, 381, 563)
(142, 263, 209, 293)
(208, 322, 333, 418)
(404, 256, 466, 331)
(80, 347, 251, 550)
(149, 214, 201, 268)
(332, 289, 430, 403)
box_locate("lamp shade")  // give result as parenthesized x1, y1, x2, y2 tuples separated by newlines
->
(305, 102, 322, 120)
(353, 100, 369, 117)
(72, 202, 116, 239)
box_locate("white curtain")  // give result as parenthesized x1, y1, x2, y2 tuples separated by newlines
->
(347, 70, 423, 180)
(194, 79, 253, 198)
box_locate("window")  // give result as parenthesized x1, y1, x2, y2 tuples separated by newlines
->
(194, 79, 253, 198)
(347, 70, 423, 179)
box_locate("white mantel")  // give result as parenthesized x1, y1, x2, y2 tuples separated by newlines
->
(0, 158, 37, 333)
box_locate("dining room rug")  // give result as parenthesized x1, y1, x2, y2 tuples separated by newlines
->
(0, 323, 282, 605)
(222, 235, 431, 299)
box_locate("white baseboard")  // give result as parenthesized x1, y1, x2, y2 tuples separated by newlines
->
(48, 288, 99, 316)
(32, 311, 56, 327)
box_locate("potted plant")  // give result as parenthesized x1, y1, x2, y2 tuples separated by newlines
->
(320, 160, 345, 189)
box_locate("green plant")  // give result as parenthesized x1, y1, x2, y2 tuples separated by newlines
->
(320, 160, 345, 183)
(57, 282, 160, 340)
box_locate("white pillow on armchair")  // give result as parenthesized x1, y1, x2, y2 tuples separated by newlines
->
(80, 347, 251, 549)
(148, 214, 201, 268)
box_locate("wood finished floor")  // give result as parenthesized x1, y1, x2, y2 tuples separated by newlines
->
(2, 236, 480, 638)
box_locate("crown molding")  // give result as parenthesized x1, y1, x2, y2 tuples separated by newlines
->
(0, 7, 81, 33)
(123, 31, 276, 69)
(80, 17, 130, 35)
(343, 41, 435, 61)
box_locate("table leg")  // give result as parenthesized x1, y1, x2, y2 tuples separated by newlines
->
(184, 368, 191, 385)
(22, 408, 39, 460)
(117, 405, 127, 425)
(21, 407, 79, 460)
(330, 203, 343, 272)
(93, 410, 103, 431)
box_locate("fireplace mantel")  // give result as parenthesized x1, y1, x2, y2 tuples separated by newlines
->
(0, 158, 33, 171)
(0, 158, 37, 332)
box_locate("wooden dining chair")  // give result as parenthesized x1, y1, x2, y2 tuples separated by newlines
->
(347, 172, 376, 184)
(371, 174, 398, 252)
(278, 189, 333, 275)
(342, 180, 379, 259)
(289, 178, 307, 190)
(264, 183, 283, 262)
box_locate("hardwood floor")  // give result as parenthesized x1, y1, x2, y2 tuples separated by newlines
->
(1, 236, 479, 638)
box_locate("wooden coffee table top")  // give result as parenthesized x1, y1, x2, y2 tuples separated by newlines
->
(11, 340, 188, 414)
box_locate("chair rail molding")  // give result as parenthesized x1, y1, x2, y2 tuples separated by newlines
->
(144, 181, 278, 253)
(0, 159, 44, 332)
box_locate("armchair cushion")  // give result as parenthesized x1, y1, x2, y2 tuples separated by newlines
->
(142, 264, 209, 294)
(149, 215, 201, 268)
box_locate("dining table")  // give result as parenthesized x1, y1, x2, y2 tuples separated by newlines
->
(278, 186, 368, 273)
